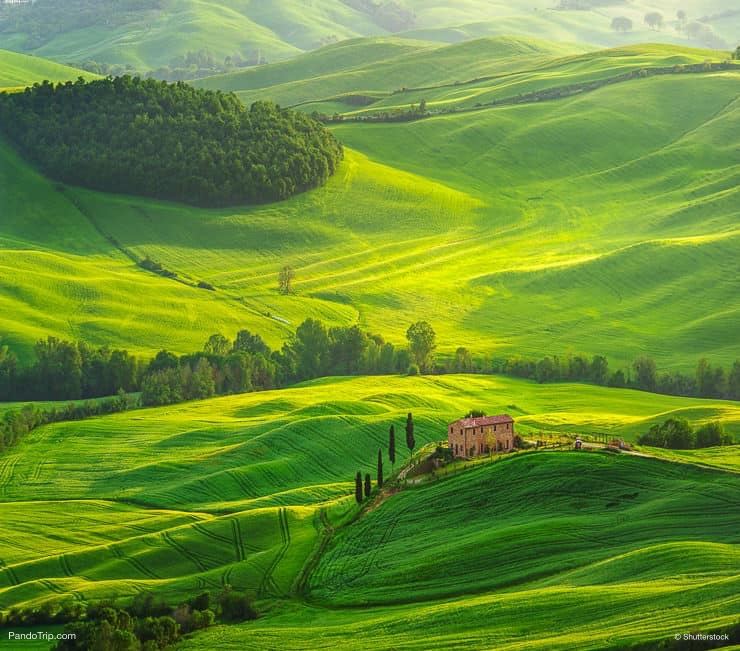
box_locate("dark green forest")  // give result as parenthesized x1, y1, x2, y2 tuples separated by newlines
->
(0, 76, 343, 206)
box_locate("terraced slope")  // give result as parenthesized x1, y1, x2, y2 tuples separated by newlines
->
(0, 49, 98, 91)
(0, 375, 737, 614)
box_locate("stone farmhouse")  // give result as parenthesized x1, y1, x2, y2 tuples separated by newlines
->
(448, 414, 514, 458)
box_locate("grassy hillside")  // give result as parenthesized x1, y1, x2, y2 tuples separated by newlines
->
(0, 375, 737, 615)
(3, 44, 737, 370)
(0, 49, 98, 91)
(194, 35, 592, 108)
(1, 0, 735, 76)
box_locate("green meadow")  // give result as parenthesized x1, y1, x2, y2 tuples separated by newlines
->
(0, 375, 737, 649)
(1, 34, 739, 651)
(0, 49, 97, 91)
(2, 42, 738, 371)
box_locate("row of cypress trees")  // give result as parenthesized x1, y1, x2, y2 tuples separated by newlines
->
(354, 413, 416, 503)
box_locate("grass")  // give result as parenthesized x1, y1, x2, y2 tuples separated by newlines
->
(2, 44, 738, 371)
(3, 0, 735, 74)
(194, 35, 592, 108)
(0, 49, 98, 90)
(0, 374, 738, 614)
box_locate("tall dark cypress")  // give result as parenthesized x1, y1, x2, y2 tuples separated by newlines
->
(355, 471, 363, 504)
(377, 448, 384, 489)
(405, 412, 415, 456)
(389, 424, 396, 467)
(364, 473, 372, 498)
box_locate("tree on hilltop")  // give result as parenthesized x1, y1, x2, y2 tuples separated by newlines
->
(364, 473, 372, 498)
(610, 16, 632, 33)
(377, 448, 384, 488)
(644, 12, 663, 30)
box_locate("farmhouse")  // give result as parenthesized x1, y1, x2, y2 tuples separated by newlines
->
(448, 414, 514, 458)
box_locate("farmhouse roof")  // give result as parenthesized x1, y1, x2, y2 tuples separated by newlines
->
(451, 414, 514, 428)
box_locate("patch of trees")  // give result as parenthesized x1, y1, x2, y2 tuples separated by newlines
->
(0, 338, 140, 402)
(481, 353, 740, 402)
(139, 256, 177, 279)
(77, 49, 271, 83)
(1, 587, 255, 651)
(0, 76, 343, 207)
(637, 418, 732, 449)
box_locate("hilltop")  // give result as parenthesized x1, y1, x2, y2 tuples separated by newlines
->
(0, 375, 737, 649)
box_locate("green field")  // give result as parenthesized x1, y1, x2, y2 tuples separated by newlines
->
(0, 49, 97, 91)
(2, 43, 738, 371)
(1, 10, 739, 650)
(0, 375, 737, 649)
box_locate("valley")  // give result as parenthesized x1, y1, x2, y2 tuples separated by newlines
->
(0, 12, 738, 651)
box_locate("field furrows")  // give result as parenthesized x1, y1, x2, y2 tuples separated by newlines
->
(124, 554, 160, 581)
(258, 508, 291, 597)
(0, 560, 20, 587)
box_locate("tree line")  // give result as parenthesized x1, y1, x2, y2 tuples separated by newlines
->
(0, 320, 427, 451)
(2, 323, 738, 407)
(1, 587, 256, 651)
(2, 321, 737, 455)
(0, 76, 343, 207)
(467, 352, 740, 401)
(637, 418, 732, 450)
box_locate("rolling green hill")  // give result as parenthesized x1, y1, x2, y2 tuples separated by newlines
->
(0, 49, 98, 91)
(193, 35, 593, 108)
(0, 375, 737, 649)
(2, 43, 737, 371)
(0, 0, 735, 77)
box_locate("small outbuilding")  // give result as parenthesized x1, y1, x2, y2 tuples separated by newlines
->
(447, 414, 514, 458)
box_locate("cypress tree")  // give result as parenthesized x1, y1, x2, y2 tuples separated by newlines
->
(355, 471, 363, 504)
(377, 448, 383, 488)
(389, 424, 396, 468)
(364, 473, 372, 498)
(405, 412, 415, 457)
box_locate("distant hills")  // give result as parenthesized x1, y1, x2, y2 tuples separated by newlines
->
(0, 0, 736, 78)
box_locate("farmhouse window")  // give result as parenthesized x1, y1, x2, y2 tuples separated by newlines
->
(494, 425, 497, 432)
